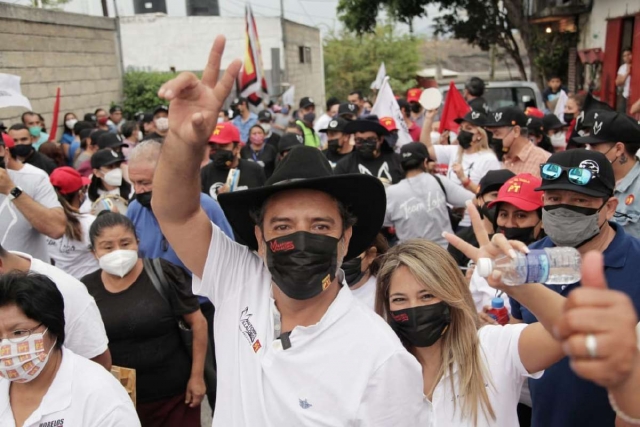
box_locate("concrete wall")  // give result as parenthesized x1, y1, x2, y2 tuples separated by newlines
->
(0, 3, 123, 133)
(580, 0, 640, 49)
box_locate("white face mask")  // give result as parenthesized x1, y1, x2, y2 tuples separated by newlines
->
(102, 167, 123, 187)
(155, 117, 169, 132)
(0, 329, 56, 383)
(99, 249, 138, 278)
(550, 132, 567, 148)
(65, 119, 78, 130)
(261, 123, 271, 134)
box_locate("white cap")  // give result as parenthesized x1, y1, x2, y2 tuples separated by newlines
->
(476, 258, 494, 278)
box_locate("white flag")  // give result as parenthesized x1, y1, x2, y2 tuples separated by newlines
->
(282, 85, 295, 109)
(0, 74, 32, 111)
(371, 77, 412, 151)
(370, 62, 387, 90)
(554, 90, 568, 123)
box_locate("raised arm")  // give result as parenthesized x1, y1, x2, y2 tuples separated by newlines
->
(419, 109, 438, 161)
(151, 36, 242, 278)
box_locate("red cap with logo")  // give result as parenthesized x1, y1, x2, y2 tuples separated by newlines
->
(379, 117, 398, 132)
(488, 173, 543, 211)
(209, 123, 241, 144)
(50, 166, 91, 195)
(406, 88, 423, 103)
(1, 133, 15, 148)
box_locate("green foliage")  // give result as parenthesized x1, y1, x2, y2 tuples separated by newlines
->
(531, 29, 577, 83)
(337, 0, 430, 33)
(122, 71, 177, 119)
(324, 25, 421, 101)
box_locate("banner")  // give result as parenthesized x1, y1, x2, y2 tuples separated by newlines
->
(438, 81, 470, 133)
(282, 85, 295, 108)
(371, 77, 412, 151)
(239, 4, 269, 106)
(0, 73, 32, 111)
(49, 87, 61, 142)
(370, 62, 386, 90)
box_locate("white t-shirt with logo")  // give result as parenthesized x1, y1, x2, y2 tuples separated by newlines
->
(193, 223, 430, 426)
(0, 348, 140, 427)
(17, 252, 109, 360)
(425, 324, 543, 427)
(1, 164, 62, 262)
(46, 213, 99, 279)
(618, 64, 631, 99)
(350, 275, 377, 310)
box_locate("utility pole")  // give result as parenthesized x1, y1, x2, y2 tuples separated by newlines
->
(280, 0, 287, 96)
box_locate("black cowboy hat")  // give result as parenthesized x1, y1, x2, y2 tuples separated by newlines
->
(218, 146, 386, 260)
(343, 115, 390, 136)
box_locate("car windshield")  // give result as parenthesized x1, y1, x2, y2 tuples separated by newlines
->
(442, 86, 539, 111)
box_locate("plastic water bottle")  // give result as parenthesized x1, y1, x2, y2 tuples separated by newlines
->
(487, 297, 510, 325)
(476, 247, 581, 286)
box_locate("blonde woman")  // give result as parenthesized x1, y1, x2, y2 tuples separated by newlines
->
(375, 203, 567, 426)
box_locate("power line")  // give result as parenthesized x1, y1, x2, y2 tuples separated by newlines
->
(294, 0, 316, 26)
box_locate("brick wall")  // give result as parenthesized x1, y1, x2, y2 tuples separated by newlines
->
(0, 3, 122, 135)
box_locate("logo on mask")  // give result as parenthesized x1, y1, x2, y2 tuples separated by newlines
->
(593, 121, 603, 135)
(471, 111, 480, 120)
(391, 312, 409, 322)
(494, 112, 503, 122)
(269, 240, 295, 252)
(579, 159, 600, 174)
(321, 274, 331, 290)
(239, 307, 261, 353)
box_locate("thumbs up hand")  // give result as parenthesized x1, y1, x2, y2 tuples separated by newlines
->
(553, 251, 639, 389)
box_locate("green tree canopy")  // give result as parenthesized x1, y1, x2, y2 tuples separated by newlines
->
(324, 25, 421, 101)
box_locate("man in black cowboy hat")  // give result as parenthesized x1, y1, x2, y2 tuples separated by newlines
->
(334, 115, 404, 184)
(151, 36, 429, 426)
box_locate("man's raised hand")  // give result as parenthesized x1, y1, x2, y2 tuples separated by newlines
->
(158, 36, 242, 146)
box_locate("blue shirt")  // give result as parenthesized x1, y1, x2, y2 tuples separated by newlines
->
(232, 112, 258, 143)
(510, 222, 640, 427)
(127, 193, 234, 304)
(614, 161, 640, 239)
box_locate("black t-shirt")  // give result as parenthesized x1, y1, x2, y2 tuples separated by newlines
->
(322, 149, 351, 167)
(266, 133, 280, 150)
(447, 226, 478, 268)
(200, 158, 266, 197)
(240, 144, 277, 179)
(27, 152, 57, 175)
(468, 97, 490, 114)
(81, 259, 199, 403)
(333, 151, 404, 184)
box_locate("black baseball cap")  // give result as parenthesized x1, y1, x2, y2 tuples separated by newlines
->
(79, 128, 93, 141)
(320, 117, 349, 133)
(97, 133, 127, 150)
(91, 149, 124, 169)
(278, 133, 304, 154)
(141, 112, 154, 124)
(299, 97, 315, 109)
(84, 113, 97, 123)
(526, 117, 545, 134)
(535, 150, 615, 198)
(89, 130, 108, 146)
(338, 102, 358, 118)
(485, 107, 528, 128)
(542, 114, 564, 132)
(400, 142, 431, 168)
(573, 111, 640, 145)
(454, 110, 487, 126)
(109, 105, 123, 114)
(258, 110, 273, 122)
(153, 105, 169, 116)
(477, 169, 516, 197)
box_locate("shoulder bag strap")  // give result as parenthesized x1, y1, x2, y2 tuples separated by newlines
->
(143, 258, 171, 309)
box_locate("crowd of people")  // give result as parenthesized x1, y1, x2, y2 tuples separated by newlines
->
(1, 35, 639, 427)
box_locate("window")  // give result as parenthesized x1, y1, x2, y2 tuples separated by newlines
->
(187, 0, 219, 16)
(133, 0, 167, 14)
(299, 46, 311, 64)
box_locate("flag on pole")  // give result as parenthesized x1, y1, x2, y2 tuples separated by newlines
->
(438, 81, 470, 133)
(48, 87, 61, 142)
(370, 62, 387, 90)
(282, 86, 295, 109)
(371, 77, 412, 151)
(554, 90, 568, 123)
(239, 4, 268, 106)
(0, 73, 32, 111)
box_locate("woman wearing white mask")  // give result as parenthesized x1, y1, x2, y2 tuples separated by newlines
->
(85, 148, 133, 213)
(81, 212, 208, 427)
(0, 272, 140, 426)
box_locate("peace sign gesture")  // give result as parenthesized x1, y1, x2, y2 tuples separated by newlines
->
(158, 36, 242, 146)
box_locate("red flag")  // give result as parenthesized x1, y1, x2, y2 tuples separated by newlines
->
(438, 81, 470, 133)
(48, 87, 61, 141)
(238, 5, 268, 106)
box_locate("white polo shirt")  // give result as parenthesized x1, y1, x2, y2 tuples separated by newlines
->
(0, 348, 140, 427)
(425, 324, 543, 427)
(350, 275, 376, 310)
(193, 223, 429, 426)
(15, 252, 109, 360)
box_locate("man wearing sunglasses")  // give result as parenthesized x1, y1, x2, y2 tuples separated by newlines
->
(508, 149, 640, 427)
(572, 110, 640, 238)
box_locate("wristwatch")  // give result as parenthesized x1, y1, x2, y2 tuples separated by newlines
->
(8, 186, 23, 201)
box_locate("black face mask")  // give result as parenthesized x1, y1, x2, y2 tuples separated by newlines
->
(385, 132, 399, 148)
(342, 257, 365, 287)
(478, 202, 497, 223)
(265, 231, 339, 300)
(498, 225, 538, 245)
(389, 302, 451, 348)
(136, 191, 152, 209)
(0, 156, 4, 169)
(303, 112, 316, 124)
(356, 138, 378, 159)
(457, 130, 474, 150)
(491, 138, 507, 161)
(10, 144, 34, 159)
(563, 113, 575, 124)
(410, 102, 422, 114)
(327, 138, 341, 153)
(213, 150, 235, 169)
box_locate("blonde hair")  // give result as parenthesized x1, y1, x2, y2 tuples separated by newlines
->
(375, 239, 495, 426)
(457, 126, 491, 164)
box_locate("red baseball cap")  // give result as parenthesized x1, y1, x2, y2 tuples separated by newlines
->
(1, 133, 15, 148)
(525, 107, 545, 118)
(379, 117, 398, 132)
(209, 123, 241, 144)
(50, 166, 91, 195)
(406, 88, 423, 103)
(488, 173, 543, 211)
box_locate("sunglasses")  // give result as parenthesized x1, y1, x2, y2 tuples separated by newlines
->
(540, 163, 596, 186)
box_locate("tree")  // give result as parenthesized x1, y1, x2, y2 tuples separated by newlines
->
(323, 25, 421, 101)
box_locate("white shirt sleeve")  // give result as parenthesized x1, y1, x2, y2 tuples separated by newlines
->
(479, 324, 544, 381)
(192, 222, 268, 306)
(440, 176, 475, 208)
(64, 301, 109, 359)
(433, 145, 457, 165)
(618, 64, 627, 76)
(356, 351, 430, 426)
